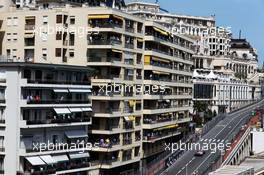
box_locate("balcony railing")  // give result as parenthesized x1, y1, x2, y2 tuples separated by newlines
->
(123, 139, 132, 145)
(88, 39, 122, 46)
(26, 99, 90, 104)
(87, 56, 122, 63)
(125, 27, 135, 33)
(89, 23, 122, 29)
(25, 116, 91, 125)
(27, 79, 90, 85)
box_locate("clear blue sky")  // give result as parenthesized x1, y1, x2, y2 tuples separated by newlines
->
(126, 0, 264, 67)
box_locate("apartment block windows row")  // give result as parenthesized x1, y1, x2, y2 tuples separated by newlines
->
(6, 33, 18, 42)
(7, 17, 18, 26)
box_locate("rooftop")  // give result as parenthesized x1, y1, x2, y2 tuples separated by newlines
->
(209, 165, 254, 175)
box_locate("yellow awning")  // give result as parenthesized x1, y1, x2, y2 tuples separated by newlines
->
(113, 15, 124, 21)
(152, 57, 170, 63)
(153, 27, 168, 36)
(128, 116, 135, 121)
(124, 116, 135, 121)
(112, 49, 122, 54)
(144, 55, 151, 65)
(129, 100, 136, 107)
(88, 15, 110, 19)
(154, 124, 178, 131)
(152, 70, 170, 75)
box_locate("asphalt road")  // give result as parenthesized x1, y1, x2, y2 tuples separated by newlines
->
(161, 99, 264, 175)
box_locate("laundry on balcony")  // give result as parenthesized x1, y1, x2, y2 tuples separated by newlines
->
(65, 130, 88, 139)
(53, 108, 71, 115)
(26, 156, 46, 166)
(68, 152, 90, 160)
(39, 155, 56, 165)
(52, 154, 69, 162)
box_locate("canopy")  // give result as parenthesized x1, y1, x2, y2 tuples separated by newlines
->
(153, 27, 168, 36)
(26, 156, 46, 166)
(68, 152, 90, 159)
(88, 15, 110, 19)
(40, 155, 56, 164)
(52, 154, 69, 162)
(69, 89, 91, 93)
(81, 107, 93, 112)
(54, 108, 71, 115)
(65, 130, 88, 139)
(69, 108, 83, 113)
(53, 89, 68, 93)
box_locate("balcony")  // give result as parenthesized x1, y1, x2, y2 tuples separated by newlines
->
(26, 79, 90, 86)
(92, 124, 121, 135)
(26, 99, 90, 105)
(24, 115, 91, 126)
(143, 129, 181, 143)
(88, 39, 122, 46)
(125, 27, 135, 33)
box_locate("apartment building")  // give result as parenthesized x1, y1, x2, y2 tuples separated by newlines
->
(192, 40, 261, 113)
(0, 62, 94, 175)
(193, 69, 259, 113)
(126, 1, 215, 36)
(142, 21, 193, 164)
(0, 2, 195, 175)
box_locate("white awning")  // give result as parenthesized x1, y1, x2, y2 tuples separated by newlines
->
(54, 108, 71, 115)
(69, 152, 90, 159)
(69, 89, 91, 93)
(65, 130, 88, 139)
(81, 107, 92, 112)
(26, 156, 46, 166)
(40, 155, 56, 164)
(124, 116, 130, 121)
(53, 89, 69, 93)
(69, 108, 83, 113)
(52, 154, 69, 162)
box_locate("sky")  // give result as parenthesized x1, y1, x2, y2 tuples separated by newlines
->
(126, 0, 264, 67)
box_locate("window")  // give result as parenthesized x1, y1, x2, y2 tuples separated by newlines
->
(69, 49, 74, 58)
(7, 17, 12, 26)
(43, 16, 48, 25)
(42, 48, 47, 60)
(12, 49, 17, 59)
(55, 48, 61, 57)
(13, 33, 18, 41)
(41, 32, 48, 41)
(56, 15, 63, 23)
(56, 32, 62, 40)
(6, 33, 11, 41)
(13, 17, 18, 26)
(70, 16, 75, 25)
